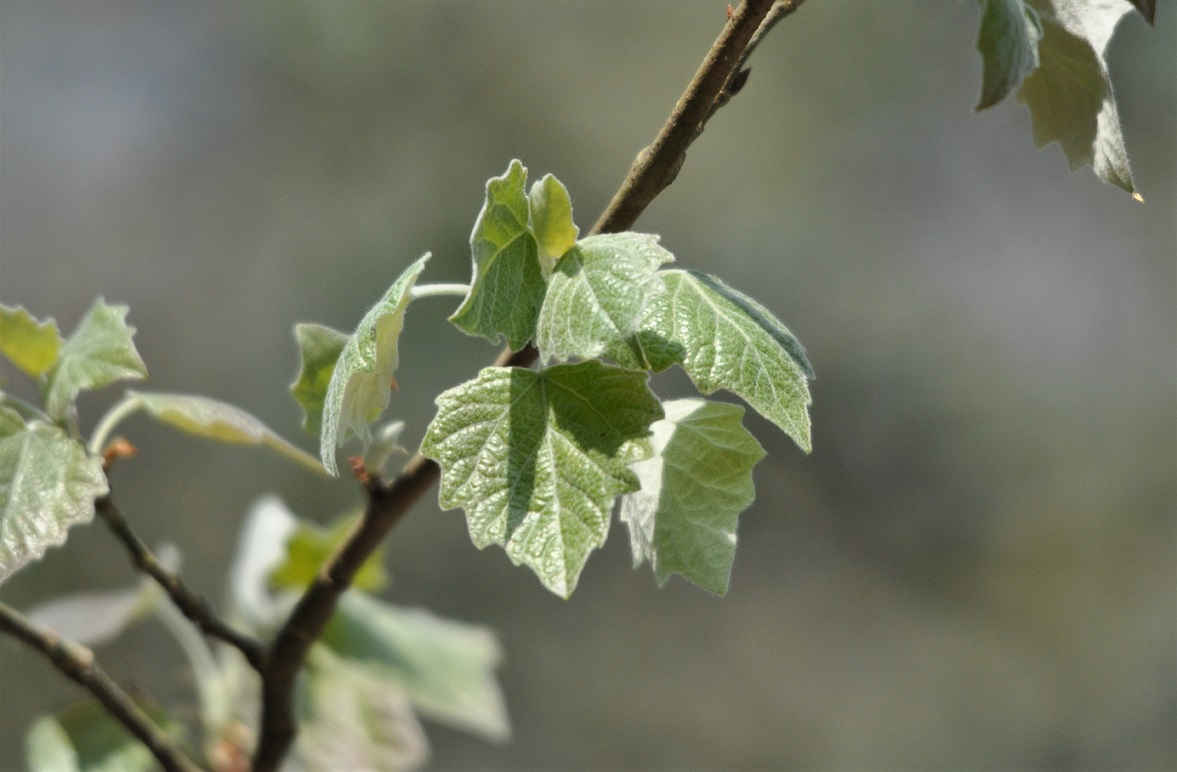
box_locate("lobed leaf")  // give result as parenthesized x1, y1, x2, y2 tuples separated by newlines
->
(45, 300, 147, 419)
(975, 0, 1042, 110)
(528, 173, 579, 272)
(449, 160, 547, 351)
(535, 232, 673, 362)
(322, 592, 511, 741)
(320, 254, 430, 475)
(0, 406, 108, 586)
(127, 391, 324, 473)
(620, 399, 765, 595)
(607, 269, 813, 452)
(421, 360, 663, 597)
(0, 305, 63, 378)
(290, 323, 349, 436)
(1015, 0, 1140, 195)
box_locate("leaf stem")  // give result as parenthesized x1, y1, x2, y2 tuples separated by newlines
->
(95, 494, 268, 672)
(409, 283, 470, 300)
(251, 2, 802, 768)
(0, 600, 203, 772)
(0, 390, 52, 423)
(88, 394, 141, 456)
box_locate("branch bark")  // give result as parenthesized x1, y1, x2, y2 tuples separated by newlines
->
(251, 1, 796, 768)
(95, 494, 268, 672)
(0, 601, 202, 772)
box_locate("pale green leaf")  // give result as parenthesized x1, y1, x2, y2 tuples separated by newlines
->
(1017, 0, 1139, 195)
(269, 513, 388, 593)
(291, 323, 348, 436)
(320, 254, 430, 475)
(323, 592, 510, 741)
(620, 399, 765, 595)
(27, 544, 179, 646)
(0, 305, 63, 378)
(229, 495, 297, 628)
(975, 0, 1042, 110)
(127, 391, 324, 474)
(528, 173, 579, 272)
(608, 270, 813, 452)
(25, 700, 180, 772)
(45, 300, 147, 419)
(535, 232, 673, 362)
(421, 361, 663, 597)
(449, 160, 547, 351)
(0, 407, 108, 585)
(294, 646, 429, 772)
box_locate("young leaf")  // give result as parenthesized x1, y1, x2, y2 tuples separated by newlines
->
(608, 270, 813, 452)
(1016, 0, 1140, 195)
(320, 254, 430, 475)
(975, 0, 1042, 110)
(535, 232, 673, 362)
(322, 592, 511, 741)
(25, 700, 182, 772)
(294, 646, 430, 772)
(124, 391, 324, 473)
(421, 361, 663, 598)
(44, 299, 147, 419)
(0, 407, 108, 586)
(290, 323, 349, 436)
(528, 173, 579, 271)
(449, 160, 547, 351)
(268, 513, 388, 593)
(619, 399, 765, 595)
(228, 496, 298, 629)
(0, 305, 64, 378)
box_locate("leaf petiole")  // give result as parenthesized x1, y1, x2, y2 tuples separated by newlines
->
(0, 391, 53, 424)
(408, 283, 470, 300)
(88, 394, 141, 456)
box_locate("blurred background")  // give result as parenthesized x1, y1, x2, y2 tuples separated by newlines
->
(1, 1, 1173, 768)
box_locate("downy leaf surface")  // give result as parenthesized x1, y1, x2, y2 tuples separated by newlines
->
(291, 323, 349, 436)
(0, 407, 108, 585)
(421, 360, 662, 597)
(535, 232, 673, 362)
(975, 0, 1043, 110)
(320, 254, 430, 474)
(322, 592, 510, 741)
(528, 173, 579, 273)
(620, 399, 765, 595)
(0, 305, 63, 378)
(1016, 0, 1140, 195)
(45, 300, 147, 419)
(127, 391, 323, 473)
(449, 160, 547, 351)
(607, 269, 813, 452)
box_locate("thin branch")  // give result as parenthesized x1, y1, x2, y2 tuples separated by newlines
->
(95, 494, 268, 672)
(251, 2, 801, 768)
(0, 601, 203, 772)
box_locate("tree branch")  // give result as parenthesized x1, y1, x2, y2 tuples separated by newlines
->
(251, 2, 799, 768)
(95, 494, 268, 672)
(0, 601, 203, 772)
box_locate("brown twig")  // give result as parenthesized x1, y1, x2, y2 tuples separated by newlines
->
(251, 2, 798, 768)
(95, 494, 267, 672)
(0, 600, 203, 772)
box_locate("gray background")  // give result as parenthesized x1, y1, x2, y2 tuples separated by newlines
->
(1, 1, 1173, 768)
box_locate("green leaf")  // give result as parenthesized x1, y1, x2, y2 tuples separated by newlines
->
(528, 173, 579, 271)
(1016, 0, 1139, 196)
(291, 323, 349, 436)
(25, 700, 181, 772)
(619, 399, 765, 595)
(0, 305, 63, 378)
(0, 407, 108, 585)
(126, 391, 324, 474)
(44, 299, 147, 419)
(449, 160, 547, 351)
(294, 646, 429, 772)
(608, 270, 813, 452)
(269, 513, 388, 593)
(535, 232, 674, 362)
(421, 360, 663, 597)
(975, 0, 1042, 110)
(323, 592, 510, 741)
(320, 254, 430, 475)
